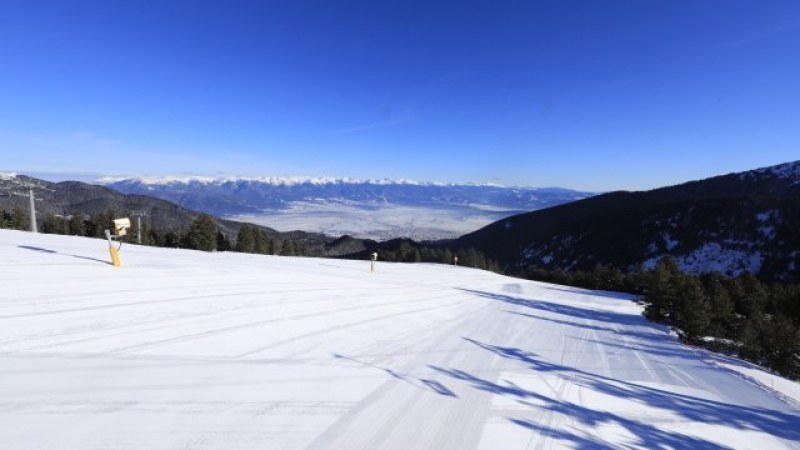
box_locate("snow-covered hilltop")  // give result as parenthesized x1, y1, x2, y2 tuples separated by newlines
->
(1, 229, 798, 449)
(750, 160, 800, 182)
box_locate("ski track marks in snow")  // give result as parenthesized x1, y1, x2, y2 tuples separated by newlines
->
(0, 229, 799, 449)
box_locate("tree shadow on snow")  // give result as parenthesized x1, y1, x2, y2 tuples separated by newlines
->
(332, 353, 457, 397)
(503, 309, 668, 345)
(574, 337, 710, 364)
(540, 284, 640, 301)
(18, 245, 112, 265)
(461, 288, 641, 326)
(429, 337, 800, 449)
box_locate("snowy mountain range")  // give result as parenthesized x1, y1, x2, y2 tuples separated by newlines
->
(0, 173, 344, 253)
(101, 176, 595, 240)
(456, 160, 800, 282)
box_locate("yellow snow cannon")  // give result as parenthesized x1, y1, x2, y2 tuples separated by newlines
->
(105, 217, 131, 267)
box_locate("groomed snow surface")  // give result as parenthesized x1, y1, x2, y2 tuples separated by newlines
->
(1, 229, 798, 449)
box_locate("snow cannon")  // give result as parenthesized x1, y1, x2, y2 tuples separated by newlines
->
(113, 218, 131, 237)
(370, 252, 378, 273)
(104, 217, 130, 267)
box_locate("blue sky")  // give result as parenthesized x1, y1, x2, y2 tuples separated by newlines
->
(1, 1, 798, 191)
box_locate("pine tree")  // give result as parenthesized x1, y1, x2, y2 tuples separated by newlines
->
(705, 276, 735, 337)
(83, 215, 100, 237)
(731, 272, 768, 317)
(186, 214, 217, 251)
(280, 239, 296, 256)
(739, 316, 765, 362)
(253, 230, 267, 255)
(644, 257, 682, 322)
(760, 315, 800, 377)
(41, 214, 66, 234)
(216, 231, 231, 252)
(68, 213, 86, 236)
(11, 207, 29, 231)
(0, 209, 10, 228)
(164, 231, 184, 248)
(235, 224, 256, 253)
(677, 277, 711, 341)
(443, 248, 454, 264)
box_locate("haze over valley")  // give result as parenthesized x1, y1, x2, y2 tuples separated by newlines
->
(102, 176, 593, 240)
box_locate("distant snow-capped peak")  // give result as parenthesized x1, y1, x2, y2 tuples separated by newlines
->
(98, 175, 512, 188)
(0, 172, 17, 181)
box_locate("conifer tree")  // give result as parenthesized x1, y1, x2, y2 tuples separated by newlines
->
(68, 213, 86, 236)
(677, 277, 711, 341)
(186, 214, 217, 251)
(644, 257, 681, 322)
(235, 224, 256, 253)
(164, 231, 184, 248)
(760, 316, 799, 377)
(739, 316, 765, 362)
(216, 231, 231, 252)
(705, 276, 734, 337)
(11, 207, 29, 230)
(41, 214, 66, 234)
(0, 209, 10, 228)
(738, 272, 769, 316)
(280, 239, 296, 256)
(443, 248, 454, 264)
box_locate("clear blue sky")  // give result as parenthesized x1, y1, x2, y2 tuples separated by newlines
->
(1, 1, 798, 191)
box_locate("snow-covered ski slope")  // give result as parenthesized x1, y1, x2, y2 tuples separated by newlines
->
(1, 229, 798, 449)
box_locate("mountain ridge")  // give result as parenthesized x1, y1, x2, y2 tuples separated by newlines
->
(98, 174, 560, 189)
(0, 174, 353, 255)
(453, 160, 800, 282)
(103, 175, 596, 240)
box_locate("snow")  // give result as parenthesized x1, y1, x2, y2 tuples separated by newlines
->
(0, 172, 17, 180)
(676, 242, 763, 277)
(757, 210, 779, 223)
(759, 226, 776, 240)
(753, 161, 800, 181)
(662, 233, 679, 251)
(702, 353, 800, 408)
(97, 175, 513, 188)
(643, 256, 660, 270)
(1, 229, 798, 449)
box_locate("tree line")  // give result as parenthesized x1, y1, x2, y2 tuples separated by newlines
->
(0, 208, 309, 257)
(364, 239, 501, 272)
(0, 207, 31, 231)
(524, 258, 800, 379)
